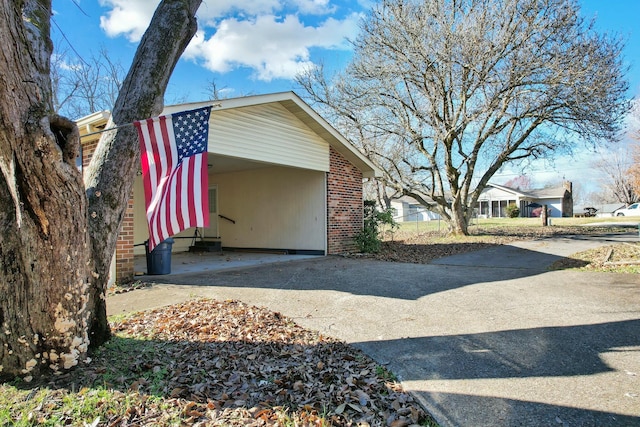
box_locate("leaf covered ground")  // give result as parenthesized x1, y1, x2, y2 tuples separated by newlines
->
(550, 241, 640, 273)
(2, 299, 434, 427)
(364, 225, 631, 265)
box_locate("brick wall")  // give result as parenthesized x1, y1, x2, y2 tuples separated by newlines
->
(115, 196, 135, 282)
(82, 139, 135, 284)
(327, 147, 363, 254)
(82, 140, 98, 168)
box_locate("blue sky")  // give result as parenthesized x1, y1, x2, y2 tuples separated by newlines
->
(52, 0, 640, 101)
(51, 0, 640, 197)
(51, 0, 369, 102)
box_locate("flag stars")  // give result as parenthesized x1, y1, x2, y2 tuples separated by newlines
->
(172, 107, 211, 161)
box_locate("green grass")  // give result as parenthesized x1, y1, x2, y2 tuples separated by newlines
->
(0, 385, 137, 427)
(392, 215, 640, 234)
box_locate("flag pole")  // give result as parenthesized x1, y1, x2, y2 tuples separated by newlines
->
(80, 122, 135, 139)
(79, 103, 221, 139)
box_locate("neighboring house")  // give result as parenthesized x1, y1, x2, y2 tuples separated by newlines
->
(476, 182, 574, 218)
(389, 196, 441, 222)
(78, 92, 379, 283)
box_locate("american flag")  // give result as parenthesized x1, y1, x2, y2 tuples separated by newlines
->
(135, 106, 212, 251)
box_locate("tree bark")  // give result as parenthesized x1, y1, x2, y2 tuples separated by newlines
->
(84, 0, 201, 348)
(0, 0, 92, 379)
(449, 197, 470, 235)
(0, 0, 202, 378)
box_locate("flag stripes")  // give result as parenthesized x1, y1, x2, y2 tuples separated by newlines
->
(135, 106, 211, 251)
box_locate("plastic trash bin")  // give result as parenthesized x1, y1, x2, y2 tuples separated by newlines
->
(145, 238, 174, 275)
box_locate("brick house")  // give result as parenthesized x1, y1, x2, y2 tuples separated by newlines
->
(78, 92, 378, 283)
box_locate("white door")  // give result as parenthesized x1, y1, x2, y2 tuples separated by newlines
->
(203, 185, 219, 239)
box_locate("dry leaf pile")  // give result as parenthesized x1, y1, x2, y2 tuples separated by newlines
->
(550, 242, 640, 271)
(39, 299, 430, 426)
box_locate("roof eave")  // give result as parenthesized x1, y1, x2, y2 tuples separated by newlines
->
(164, 92, 381, 178)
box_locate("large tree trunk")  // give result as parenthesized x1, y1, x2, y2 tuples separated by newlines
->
(449, 198, 470, 236)
(0, 0, 201, 379)
(84, 0, 202, 349)
(0, 0, 92, 379)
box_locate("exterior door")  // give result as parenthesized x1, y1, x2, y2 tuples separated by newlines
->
(203, 185, 219, 239)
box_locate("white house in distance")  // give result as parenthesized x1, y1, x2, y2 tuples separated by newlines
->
(476, 182, 574, 218)
(389, 196, 441, 222)
(78, 92, 379, 283)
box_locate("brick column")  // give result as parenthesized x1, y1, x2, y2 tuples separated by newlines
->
(82, 138, 135, 284)
(327, 147, 363, 254)
(115, 194, 135, 283)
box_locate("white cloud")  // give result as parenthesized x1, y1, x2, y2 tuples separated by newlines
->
(99, 0, 159, 42)
(195, 0, 280, 22)
(291, 0, 335, 15)
(186, 13, 358, 81)
(625, 99, 640, 139)
(98, 0, 360, 81)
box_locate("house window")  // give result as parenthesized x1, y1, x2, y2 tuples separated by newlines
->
(479, 201, 489, 217)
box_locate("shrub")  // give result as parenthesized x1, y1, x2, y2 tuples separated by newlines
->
(506, 204, 520, 218)
(355, 200, 398, 253)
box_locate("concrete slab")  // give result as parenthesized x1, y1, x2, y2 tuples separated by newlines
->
(109, 233, 640, 426)
(134, 250, 321, 277)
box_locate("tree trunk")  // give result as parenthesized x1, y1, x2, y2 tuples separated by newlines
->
(449, 198, 470, 235)
(84, 0, 202, 349)
(0, 0, 202, 379)
(0, 0, 92, 379)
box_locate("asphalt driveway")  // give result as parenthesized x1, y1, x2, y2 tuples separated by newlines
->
(109, 233, 640, 426)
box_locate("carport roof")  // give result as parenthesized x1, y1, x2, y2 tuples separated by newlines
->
(163, 91, 381, 179)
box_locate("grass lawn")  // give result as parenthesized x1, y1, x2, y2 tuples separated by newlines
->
(392, 215, 640, 234)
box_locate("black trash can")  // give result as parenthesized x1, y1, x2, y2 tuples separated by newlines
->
(145, 238, 174, 275)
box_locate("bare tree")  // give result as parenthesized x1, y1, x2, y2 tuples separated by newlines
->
(203, 78, 230, 101)
(363, 179, 401, 209)
(629, 105, 640, 197)
(631, 144, 640, 198)
(298, 0, 629, 234)
(52, 47, 125, 119)
(0, 0, 201, 379)
(503, 175, 533, 191)
(594, 149, 638, 205)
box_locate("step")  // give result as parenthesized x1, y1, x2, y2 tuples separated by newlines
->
(189, 240, 222, 252)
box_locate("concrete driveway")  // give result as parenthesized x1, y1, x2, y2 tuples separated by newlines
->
(109, 233, 640, 426)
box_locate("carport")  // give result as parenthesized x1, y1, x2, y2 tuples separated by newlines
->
(79, 92, 378, 283)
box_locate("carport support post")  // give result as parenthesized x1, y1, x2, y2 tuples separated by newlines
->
(541, 204, 549, 226)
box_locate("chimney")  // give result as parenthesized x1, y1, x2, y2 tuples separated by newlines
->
(563, 181, 572, 194)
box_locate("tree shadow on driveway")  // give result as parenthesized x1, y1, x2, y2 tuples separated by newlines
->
(148, 244, 575, 301)
(353, 318, 640, 427)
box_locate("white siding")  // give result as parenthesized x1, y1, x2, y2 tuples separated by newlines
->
(133, 176, 146, 255)
(481, 187, 517, 199)
(547, 200, 563, 217)
(210, 103, 330, 171)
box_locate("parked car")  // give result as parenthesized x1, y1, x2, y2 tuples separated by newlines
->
(614, 203, 640, 216)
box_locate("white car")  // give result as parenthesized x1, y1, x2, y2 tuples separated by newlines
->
(615, 203, 640, 216)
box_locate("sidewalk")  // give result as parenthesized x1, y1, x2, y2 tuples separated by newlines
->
(108, 233, 640, 426)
